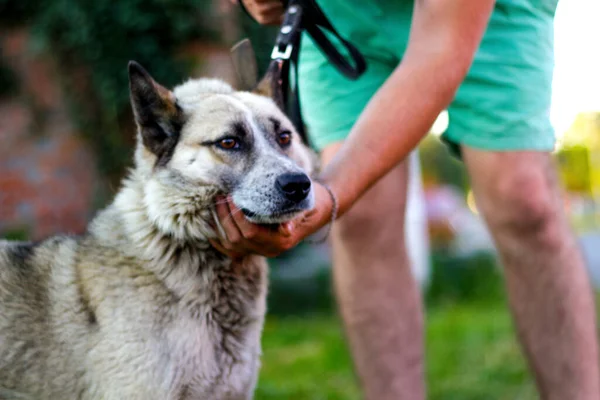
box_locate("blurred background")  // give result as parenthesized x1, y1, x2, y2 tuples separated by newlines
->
(1, 0, 599, 398)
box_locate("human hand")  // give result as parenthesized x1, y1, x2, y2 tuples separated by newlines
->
(210, 182, 334, 259)
(238, 0, 285, 25)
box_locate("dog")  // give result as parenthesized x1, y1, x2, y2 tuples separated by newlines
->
(0, 60, 315, 399)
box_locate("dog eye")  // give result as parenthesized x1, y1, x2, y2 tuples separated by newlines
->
(277, 131, 292, 147)
(217, 137, 240, 150)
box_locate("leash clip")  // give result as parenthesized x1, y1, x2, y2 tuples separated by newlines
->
(260, 0, 367, 146)
(271, 43, 293, 60)
(270, 2, 303, 61)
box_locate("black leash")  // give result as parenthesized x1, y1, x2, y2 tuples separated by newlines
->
(241, 0, 367, 145)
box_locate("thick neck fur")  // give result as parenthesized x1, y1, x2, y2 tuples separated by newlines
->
(89, 141, 229, 298)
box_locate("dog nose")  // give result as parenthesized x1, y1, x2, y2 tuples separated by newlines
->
(276, 173, 311, 203)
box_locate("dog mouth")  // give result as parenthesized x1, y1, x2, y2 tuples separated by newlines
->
(241, 207, 304, 224)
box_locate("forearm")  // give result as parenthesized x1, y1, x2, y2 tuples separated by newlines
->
(314, 0, 495, 218)
(319, 54, 466, 217)
(214, 0, 494, 259)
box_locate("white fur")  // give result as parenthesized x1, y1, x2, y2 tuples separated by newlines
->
(0, 73, 315, 400)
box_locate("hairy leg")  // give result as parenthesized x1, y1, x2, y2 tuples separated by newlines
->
(321, 143, 425, 400)
(464, 147, 600, 399)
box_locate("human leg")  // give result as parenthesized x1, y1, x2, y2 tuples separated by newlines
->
(321, 144, 425, 400)
(464, 148, 600, 399)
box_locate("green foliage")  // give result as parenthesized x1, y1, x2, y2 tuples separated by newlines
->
(556, 144, 592, 194)
(267, 242, 336, 316)
(0, 0, 37, 28)
(267, 246, 503, 316)
(1, 0, 218, 178)
(267, 262, 334, 316)
(1, 228, 29, 241)
(426, 251, 505, 306)
(419, 135, 470, 194)
(0, 58, 17, 98)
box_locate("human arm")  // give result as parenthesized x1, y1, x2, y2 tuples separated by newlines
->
(214, 0, 496, 257)
(323, 0, 495, 216)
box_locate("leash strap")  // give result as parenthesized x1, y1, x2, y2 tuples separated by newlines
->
(241, 0, 367, 145)
(291, 0, 366, 80)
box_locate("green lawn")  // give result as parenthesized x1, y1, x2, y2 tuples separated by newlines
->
(258, 249, 600, 399)
(256, 296, 599, 400)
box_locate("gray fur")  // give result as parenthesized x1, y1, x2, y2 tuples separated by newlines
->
(0, 63, 315, 400)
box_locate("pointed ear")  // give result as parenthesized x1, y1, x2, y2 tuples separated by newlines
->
(128, 61, 177, 126)
(229, 37, 283, 107)
(128, 61, 183, 166)
(253, 62, 278, 101)
(230, 39, 259, 91)
(230, 38, 279, 101)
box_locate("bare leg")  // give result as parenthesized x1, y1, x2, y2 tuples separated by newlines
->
(464, 147, 600, 400)
(321, 143, 425, 400)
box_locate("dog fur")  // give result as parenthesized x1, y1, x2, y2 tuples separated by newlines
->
(0, 61, 315, 400)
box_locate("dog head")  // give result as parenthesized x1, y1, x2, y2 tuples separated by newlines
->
(128, 61, 315, 230)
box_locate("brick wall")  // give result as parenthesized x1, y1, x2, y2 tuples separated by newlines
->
(0, 29, 99, 239)
(0, 25, 240, 240)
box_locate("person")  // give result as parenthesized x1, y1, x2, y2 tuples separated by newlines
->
(213, 0, 600, 398)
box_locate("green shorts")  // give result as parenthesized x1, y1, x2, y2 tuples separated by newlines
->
(298, 0, 559, 152)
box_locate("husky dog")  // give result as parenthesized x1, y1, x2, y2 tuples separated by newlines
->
(0, 61, 315, 400)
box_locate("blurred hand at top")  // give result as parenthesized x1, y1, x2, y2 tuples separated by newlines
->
(238, 0, 285, 25)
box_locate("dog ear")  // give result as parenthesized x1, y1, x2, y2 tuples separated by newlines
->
(253, 63, 277, 100)
(230, 39, 259, 91)
(229, 39, 282, 105)
(230, 38, 275, 99)
(128, 61, 183, 165)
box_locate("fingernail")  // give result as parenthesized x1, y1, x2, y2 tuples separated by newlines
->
(281, 222, 293, 236)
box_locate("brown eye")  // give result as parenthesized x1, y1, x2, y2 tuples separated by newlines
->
(217, 137, 240, 150)
(277, 131, 292, 147)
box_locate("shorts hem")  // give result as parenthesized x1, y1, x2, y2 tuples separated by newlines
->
(308, 129, 349, 152)
(442, 129, 556, 153)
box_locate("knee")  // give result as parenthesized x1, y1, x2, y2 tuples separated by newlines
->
(480, 169, 563, 248)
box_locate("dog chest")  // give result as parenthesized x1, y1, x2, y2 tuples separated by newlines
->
(156, 256, 268, 399)
(76, 251, 268, 400)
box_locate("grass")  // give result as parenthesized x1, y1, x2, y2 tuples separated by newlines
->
(256, 315, 359, 400)
(257, 249, 600, 399)
(425, 302, 536, 400)
(256, 295, 600, 400)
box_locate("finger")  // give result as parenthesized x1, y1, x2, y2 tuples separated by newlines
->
(216, 198, 243, 244)
(212, 197, 228, 238)
(209, 239, 244, 260)
(227, 199, 263, 240)
(217, 197, 288, 256)
(208, 238, 229, 255)
(227, 203, 298, 248)
(278, 221, 294, 237)
(225, 199, 300, 255)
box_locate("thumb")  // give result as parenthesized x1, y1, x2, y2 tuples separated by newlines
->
(279, 221, 294, 237)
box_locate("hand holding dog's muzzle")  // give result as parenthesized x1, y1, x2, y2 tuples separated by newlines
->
(211, 183, 335, 259)
(211, 195, 299, 259)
